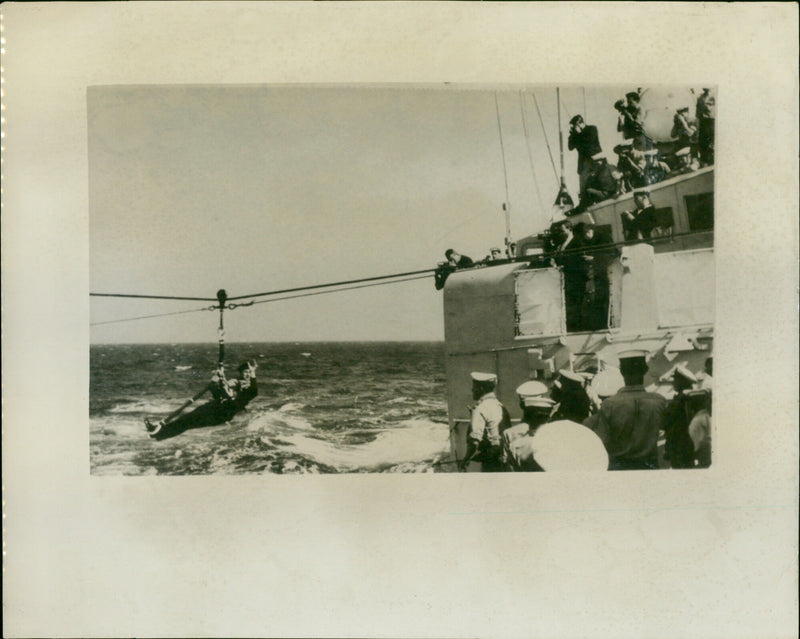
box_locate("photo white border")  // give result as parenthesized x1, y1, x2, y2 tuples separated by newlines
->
(2, 3, 798, 637)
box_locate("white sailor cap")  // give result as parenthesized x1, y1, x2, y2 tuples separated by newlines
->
(618, 349, 648, 362)
(524, 396, 556, 409)
(591, 368, 625, 398)
(516, 380, 548, 398)
(470, 371, 497, 384)
(676, 147, 691, 157)
(530, 420, 609, 472)
(673, 364, 697, 383)
(559, 369, 584, 385)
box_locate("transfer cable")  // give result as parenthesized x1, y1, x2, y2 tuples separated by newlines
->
(90, 273, 432, 326)
(90, 267, 436, 304)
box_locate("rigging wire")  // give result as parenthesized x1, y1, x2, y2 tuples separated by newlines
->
(530, 90, 560, 185)
(89, 292, 217, 301)
(246, 274, 430, 306)
(493, 92, 511, 208)
(582, 86, 587, 119)
(519, 91, 546, 216)
(559, 93, 574, 122)
(90, 305, 210, 326)
(225, 268, 434, 302)
(91, 273, 431, 326)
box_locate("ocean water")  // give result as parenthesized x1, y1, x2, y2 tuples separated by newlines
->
(90, 342, 453, 475)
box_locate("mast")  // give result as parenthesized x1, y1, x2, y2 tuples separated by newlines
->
(494, 93, 513, 249)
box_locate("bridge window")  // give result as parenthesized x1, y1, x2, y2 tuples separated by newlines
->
(684, 192, 714, 231)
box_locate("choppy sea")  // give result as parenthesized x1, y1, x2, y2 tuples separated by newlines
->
(90, 342, 453, 475)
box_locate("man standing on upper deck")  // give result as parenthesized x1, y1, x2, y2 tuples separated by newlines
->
(695, 88, 715, 166)
(621, 190, 657, 241)
(594, 350, 666, 470)
(460, 372, 511, 472)
(568, 115, 602, 199)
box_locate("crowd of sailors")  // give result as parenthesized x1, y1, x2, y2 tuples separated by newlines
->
(434, 89, 715, 294)
(460, 352, 712, 472)
(569, 87, 715, 214)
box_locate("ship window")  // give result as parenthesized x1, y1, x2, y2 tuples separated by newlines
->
(515, 268, 565, 336)
(684, 192, 714, 231)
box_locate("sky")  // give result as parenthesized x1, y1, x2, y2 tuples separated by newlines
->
(88, 84, 700, 343)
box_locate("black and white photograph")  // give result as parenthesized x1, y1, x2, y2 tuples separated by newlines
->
(89, 84, 715, 475)
(3, 3, 797, 638)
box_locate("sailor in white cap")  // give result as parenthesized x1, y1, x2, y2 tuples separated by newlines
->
(686, 385, 712, 468)
(593, 350, 666, 470)
(460, 372, 510, 472)
(551, 369, 592, 424)
(663, 364, 699, 469)
(584, 367, 625, 431)
(673, 146, 699, 174)
(502, 381, 554, 471)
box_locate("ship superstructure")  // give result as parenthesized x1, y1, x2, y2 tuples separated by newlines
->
(442, 167, 714, 469)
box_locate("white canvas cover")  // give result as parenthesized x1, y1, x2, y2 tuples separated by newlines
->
(654, 249, 715, 327)
(515, 268, 565, 336)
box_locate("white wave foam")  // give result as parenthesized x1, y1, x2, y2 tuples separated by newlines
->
(174, 365, 193, 371)
(246, 409, 314, 432)
(278, 402, 306, 413)
(279, 418, 449, 470)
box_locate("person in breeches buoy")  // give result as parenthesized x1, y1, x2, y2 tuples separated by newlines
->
(459, 372, 511, 472)
(145, 361, 252, 437)
(230, 360, 258, 410)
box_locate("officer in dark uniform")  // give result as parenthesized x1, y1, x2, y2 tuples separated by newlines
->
(594, 350, 666, 470)
(662, 365, 697, 469)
